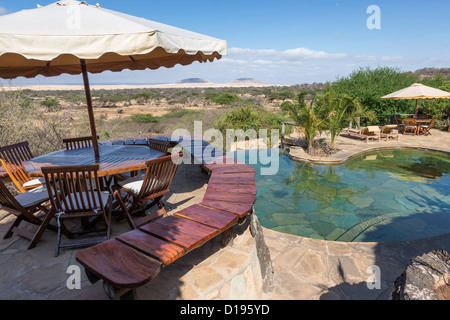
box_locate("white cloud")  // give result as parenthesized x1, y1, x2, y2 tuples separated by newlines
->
(228, 47, 350, 63)
(0, 6, 8, 16)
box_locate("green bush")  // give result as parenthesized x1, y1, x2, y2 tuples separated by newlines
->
(332, 67, 418, 124)
(211, 93, 239, 106)
(130, 113, 159, 123)
(215, 105, 289, 139)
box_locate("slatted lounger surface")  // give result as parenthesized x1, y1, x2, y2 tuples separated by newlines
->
(76, 139, 257, 300)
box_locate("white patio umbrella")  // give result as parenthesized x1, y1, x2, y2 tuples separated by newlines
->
(0, 0, 227, 159)
(381, 83, 450, 119)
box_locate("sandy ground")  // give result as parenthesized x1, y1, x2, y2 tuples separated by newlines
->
(8, 82, 282, 92)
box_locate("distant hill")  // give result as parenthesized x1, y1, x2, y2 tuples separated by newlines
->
(414, 68, 450, 78)
(174, 78, 213, 84)
(228, 78, 268, 85)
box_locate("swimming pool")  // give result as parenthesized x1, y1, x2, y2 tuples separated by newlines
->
(241, 148, 450, 242)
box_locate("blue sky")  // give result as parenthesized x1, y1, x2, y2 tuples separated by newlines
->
(2, 0, 449, 85)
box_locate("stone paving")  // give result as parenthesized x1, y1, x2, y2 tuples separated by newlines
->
(0, 129, 450, 300)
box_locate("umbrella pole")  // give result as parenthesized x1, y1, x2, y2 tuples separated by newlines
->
(414, 99, 418, 118)
(80, 59, 100, 161)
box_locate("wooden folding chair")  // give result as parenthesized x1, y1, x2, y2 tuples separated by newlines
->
(113, 154, 182, 230)
(1, 180, 57, 249)
(113, 138, 170, 183)
(42, 165, 112, 256)
(395, 116, 404, 133)
(420, 118, 436, 136)
(63, 136, 99, 150)
(148, 138, 170, 154)
(403, 118, 417, 135)
(0, 141, 42, 193)
(0, 158, 44, 193)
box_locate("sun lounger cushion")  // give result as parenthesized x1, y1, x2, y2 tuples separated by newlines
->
(367, 126, 380, 133)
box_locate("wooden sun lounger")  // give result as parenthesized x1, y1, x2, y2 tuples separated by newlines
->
(76, 139, 256, 300)
(343, 126, 381, 143)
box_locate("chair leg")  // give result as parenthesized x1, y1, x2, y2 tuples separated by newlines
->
(3, 215, 24, 239)
(113, 189, 137, 230)
(28, 210, 56, 250)
(106, 196, 112, 239)
(156, 200, 168, 217)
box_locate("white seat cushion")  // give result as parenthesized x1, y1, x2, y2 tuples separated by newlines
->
(118, 173, 146, 194)
(61, 191, 110, 211)
(118, 174, 161, 195)
(15, 186, 49, 208)
(22, 177, 46, 189)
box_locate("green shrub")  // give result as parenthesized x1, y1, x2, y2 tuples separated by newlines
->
(211, 93, 239, 106)
(332, 67, 418, 124)
(130, 113, 159, 123)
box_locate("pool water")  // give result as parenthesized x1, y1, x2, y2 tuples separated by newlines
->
(242, 148, 450, 242)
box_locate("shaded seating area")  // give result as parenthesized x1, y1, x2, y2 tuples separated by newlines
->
(394, 117, 437, 136)
(75, 139, 256, 300)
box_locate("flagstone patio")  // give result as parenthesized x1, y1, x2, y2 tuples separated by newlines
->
(1, 129, 450, 300)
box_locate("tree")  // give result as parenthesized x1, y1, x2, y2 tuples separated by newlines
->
(211, 93, 239, 106)
(316, 88, 376, 145)
(282, 92, 328, 154)
(332, 67, 418, 123)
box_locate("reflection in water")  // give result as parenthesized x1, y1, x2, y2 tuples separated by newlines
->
(253, 148, 450, 242)
(344, 149, 450, 184)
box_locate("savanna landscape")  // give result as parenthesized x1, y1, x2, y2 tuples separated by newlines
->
(1, 67, 449, 158)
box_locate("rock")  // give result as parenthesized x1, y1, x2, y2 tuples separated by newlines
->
(250, 213, 274, 293)
(390, 249, 450, 300)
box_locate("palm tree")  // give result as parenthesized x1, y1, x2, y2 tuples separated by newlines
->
(283, 92, 329, 154)
(317, 88, 376, 146)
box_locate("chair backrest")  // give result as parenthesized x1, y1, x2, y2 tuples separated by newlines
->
(427, 118, 437, 129)
(0, 179, 24, 213)
(395, 116, 403, 125)
(0, 141, 34, 165)
(42, 165, 105, 214)
(0, 142, 35, 193)
(134, 137, 148, 145)
(63, 136, 99, 150)
(112, 139, 125, 145)
(403, 118, 416, 126)
(148, 138, 170, 154)
(0, 158, 32, 193)
(138, 155, 182, 200)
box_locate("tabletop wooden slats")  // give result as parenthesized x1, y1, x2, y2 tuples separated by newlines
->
(23, 145, 164, 177)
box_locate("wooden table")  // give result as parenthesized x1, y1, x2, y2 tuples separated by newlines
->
(24, 145, 165, 178)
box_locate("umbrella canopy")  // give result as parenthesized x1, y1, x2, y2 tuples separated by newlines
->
(0, 0, 227, 159)
(381, 83, 450, 118)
